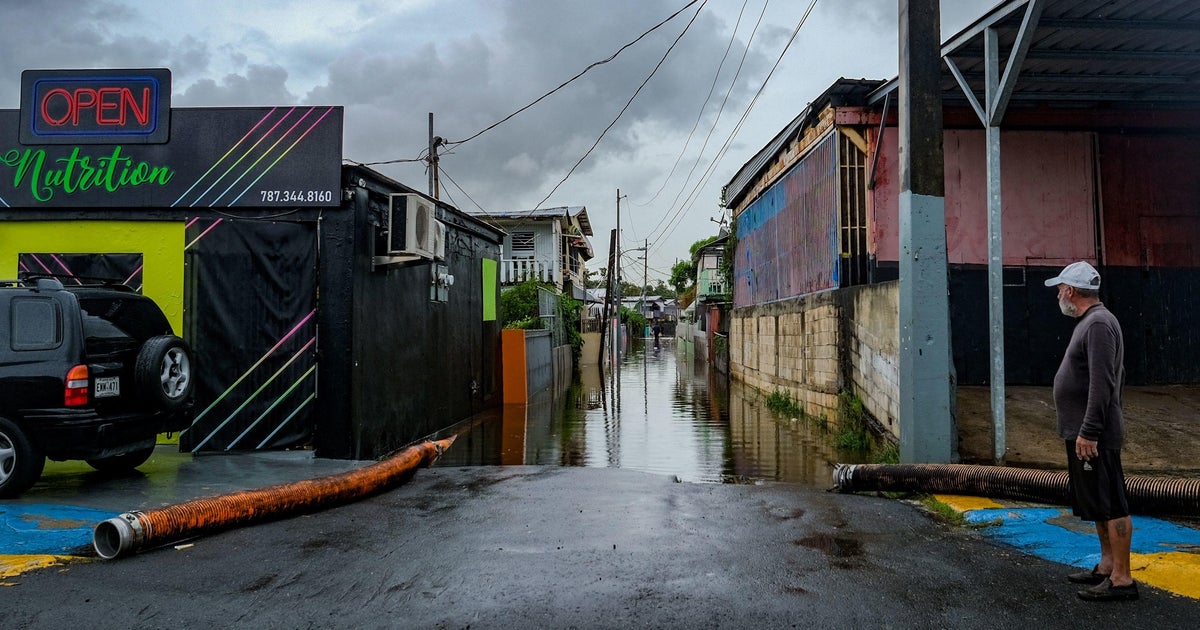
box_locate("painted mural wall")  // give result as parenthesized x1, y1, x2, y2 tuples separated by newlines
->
(733, 133, 838, 308)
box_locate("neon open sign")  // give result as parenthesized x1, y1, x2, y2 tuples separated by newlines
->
(19, 69, 171, 144)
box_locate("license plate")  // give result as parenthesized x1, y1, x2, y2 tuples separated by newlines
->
(94, 376, 120, 398)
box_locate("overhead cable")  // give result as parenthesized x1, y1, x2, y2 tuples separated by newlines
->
(530, 0, 709, 216)
(650, 0, 818, 257)
(445, 0, 702, 148)
(632, 0, 756, 210)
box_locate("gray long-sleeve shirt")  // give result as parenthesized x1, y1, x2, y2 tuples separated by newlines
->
(1052, 303, 1126, 447)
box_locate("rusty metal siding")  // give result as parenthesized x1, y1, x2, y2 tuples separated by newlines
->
(734, 133, 838, 308)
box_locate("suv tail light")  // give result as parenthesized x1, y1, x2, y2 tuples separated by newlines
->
(65, 365, 89, 406)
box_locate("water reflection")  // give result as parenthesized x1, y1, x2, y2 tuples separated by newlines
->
(437, 338, 857, 485)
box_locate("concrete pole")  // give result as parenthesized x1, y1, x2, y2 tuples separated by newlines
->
(898, 0, 953, 463)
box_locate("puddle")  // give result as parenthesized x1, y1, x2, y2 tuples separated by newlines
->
(436, 339, 869, 485)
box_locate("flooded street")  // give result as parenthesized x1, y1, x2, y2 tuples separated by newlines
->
(438, 338, 859, 485)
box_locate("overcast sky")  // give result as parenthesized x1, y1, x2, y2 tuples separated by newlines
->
(0, 0, 998, 284)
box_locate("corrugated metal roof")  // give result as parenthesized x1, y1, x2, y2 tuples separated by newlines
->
(467, 206, 592, 236)
(939, 0, 1200, 109)
(723, 79, 884, 211)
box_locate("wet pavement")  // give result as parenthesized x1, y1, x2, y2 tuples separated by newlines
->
(7, 465, 1200, 628)
(3, 338, 1199, 617)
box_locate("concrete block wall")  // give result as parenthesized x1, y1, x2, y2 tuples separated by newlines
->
(730, 291, 842, 421)
(846, 282, 900, 439)
(730, 282, 901, 440)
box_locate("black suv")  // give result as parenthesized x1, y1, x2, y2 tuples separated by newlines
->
(0, 277, 194, 498)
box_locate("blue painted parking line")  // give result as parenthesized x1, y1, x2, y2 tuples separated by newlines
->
(0, 504, 116, 555)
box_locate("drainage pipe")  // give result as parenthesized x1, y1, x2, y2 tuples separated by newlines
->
(833, 463, 1200, 517)
(94, 437, 454, 560)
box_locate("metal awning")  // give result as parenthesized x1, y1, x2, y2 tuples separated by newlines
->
(871, 0, 1200, 112)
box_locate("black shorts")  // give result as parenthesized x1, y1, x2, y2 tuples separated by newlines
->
(1065, 440, 1130, 522)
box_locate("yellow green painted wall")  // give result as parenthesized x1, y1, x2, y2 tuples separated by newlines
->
(0, 221, 185, 332)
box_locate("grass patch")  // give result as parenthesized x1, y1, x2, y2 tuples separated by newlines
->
(764, 390, 803, 418)
(870, 443, 900, 464)
(834, 391, 872, 451)
(921, 496, 967, 527)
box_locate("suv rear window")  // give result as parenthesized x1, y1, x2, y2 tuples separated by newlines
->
(11, 298, 63, 350)
(77, 296, 171, 343)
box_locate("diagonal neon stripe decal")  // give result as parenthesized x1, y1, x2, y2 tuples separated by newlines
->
(225, 365, 316, 450)
(183, 310, 315, 433)
(185, 217, 201, 229)
(257, 392, 316, 450)
(189, 335, 316, 451)
(188, 108, 297, 207)
(210, 108, 314, 206)
(123, 264, 143, 286)
(0, 196, 9, 207)
(171, 107, 279, 207)
(184, 218, 223, 251)
(230, 107, 337, 206)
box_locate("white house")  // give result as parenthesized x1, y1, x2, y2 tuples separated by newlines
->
(470, 206, 594, 300)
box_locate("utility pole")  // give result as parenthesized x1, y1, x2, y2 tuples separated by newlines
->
(641, 238, 648, 318)
(428, 112, 442, 200)
(898, 0, 953, 463)
(614, 189, 623, 371)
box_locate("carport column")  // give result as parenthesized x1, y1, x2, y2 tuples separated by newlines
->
(984, 28, 1006, 463)
(898, 0, 953, 463)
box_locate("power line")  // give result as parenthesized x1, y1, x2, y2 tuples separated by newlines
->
(530, 0, 709, 216)
(643, 0, 769, 240)
(632, 0, 755, 209)
(444, 0, 703, 148)
(438, 165, 490, 216)
(651, 0, 819, 257)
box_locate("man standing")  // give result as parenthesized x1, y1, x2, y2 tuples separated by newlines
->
(1045, 261, 1137, 601)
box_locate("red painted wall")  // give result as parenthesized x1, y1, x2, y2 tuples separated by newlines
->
(1099, 134, 1200, 267)
(870, 129, 1097, 267)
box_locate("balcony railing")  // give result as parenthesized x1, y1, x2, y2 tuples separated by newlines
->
(501, 258, 558, 285)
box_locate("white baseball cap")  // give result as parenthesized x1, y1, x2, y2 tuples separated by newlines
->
(1044, 261, 1100, 289)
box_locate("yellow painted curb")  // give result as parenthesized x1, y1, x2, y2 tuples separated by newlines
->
(1133, 551, 1200, 600)
(0, 554, 75, 582)
(933, 494, 1004, 512)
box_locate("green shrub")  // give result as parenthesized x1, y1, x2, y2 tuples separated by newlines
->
(500, 280, 542, 326)
(835, 391, 872, 452)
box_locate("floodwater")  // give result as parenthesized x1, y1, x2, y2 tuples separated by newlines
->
(437, 337, 866, 486)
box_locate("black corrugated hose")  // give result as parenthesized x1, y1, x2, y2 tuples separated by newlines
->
(833, 464, 1200, 516)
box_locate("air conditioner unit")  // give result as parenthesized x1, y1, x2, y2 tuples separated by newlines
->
(433, 220, 446, 260)
(387, 193, 435, 258)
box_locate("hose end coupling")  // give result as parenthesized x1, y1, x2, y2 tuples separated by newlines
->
(832, 464, 857, 493)
(93, 512, 145, 560)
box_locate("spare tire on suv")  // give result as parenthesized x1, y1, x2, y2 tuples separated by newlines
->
(135, 335, 194, 410)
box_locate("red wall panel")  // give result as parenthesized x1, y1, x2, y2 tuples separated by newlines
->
(871, 129, 1097, 267)
(1099, 134, 1200, 267)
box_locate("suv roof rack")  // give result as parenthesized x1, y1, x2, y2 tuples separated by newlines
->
(17, 273, 137, 293)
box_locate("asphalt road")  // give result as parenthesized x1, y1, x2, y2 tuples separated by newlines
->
(5, 465, 1199, 629)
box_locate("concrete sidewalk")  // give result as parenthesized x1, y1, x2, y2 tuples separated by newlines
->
(957, 385, 1200, 474)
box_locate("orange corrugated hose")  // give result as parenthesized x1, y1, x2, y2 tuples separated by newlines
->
(94, 437, 454, 560)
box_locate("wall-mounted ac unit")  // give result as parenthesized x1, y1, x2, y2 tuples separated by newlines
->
(433, 220, 446, 260)
(387, 193, 435, 258)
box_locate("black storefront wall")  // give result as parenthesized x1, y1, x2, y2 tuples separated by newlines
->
(876, 263, 1200, 387)
(314, 167, 503, 460)
(182, 219, 319, 452)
